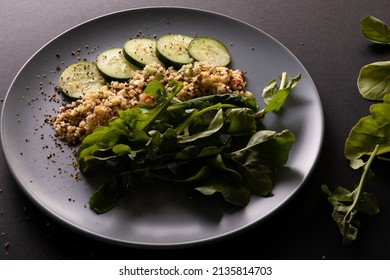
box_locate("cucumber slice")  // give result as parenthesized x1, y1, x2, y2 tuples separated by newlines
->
(58, 62, 106, 99)
(188, 36, 231, 66)
(96, 48, 139, 81)
(156, 34, 194, 68)
(123, 38, 162, 68)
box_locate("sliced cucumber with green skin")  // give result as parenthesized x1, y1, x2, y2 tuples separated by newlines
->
(188, 36, 231, 67)
(123, 38, 162, 68)
(59, 62, 106, 99)
(156, 34, 194, 68)
(96, 48, 139, 81)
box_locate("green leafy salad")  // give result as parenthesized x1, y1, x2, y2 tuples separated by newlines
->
(56, 34, 301, 214)
(79, 75, 299, 214)
(322, 15, 390, 245)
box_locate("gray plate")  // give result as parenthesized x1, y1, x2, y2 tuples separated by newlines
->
(0, 7, 323, 248)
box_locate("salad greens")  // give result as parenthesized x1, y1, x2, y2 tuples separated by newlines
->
(360, 15, 390, 44)
(357, 61, 390, 101)
(323, 15, 390, 244)
(322, 145, 380, 245)
(258, 72, 301, 117)
(358, 16, 390, 101)
(345, 93, 390, 169)
(77, 73, 301, 214)
(347, 15, 390, 167)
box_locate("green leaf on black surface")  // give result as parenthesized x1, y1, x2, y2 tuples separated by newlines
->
(357, 61, 390, 101)
(360, 15, 390, 44)
(345, 93, 390, 168)
(322, 145, 380, 245)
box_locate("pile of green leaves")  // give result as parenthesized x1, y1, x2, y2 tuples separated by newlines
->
(322, 15, 390, 245)
(77, 72, 301, 214)
(321, 145, 380, 245)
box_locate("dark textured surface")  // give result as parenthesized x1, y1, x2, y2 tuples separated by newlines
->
(1, 0, 390, 259)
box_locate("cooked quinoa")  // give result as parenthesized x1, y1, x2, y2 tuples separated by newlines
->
(52, 62, 252, 144)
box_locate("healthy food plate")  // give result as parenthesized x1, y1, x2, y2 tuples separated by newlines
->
(0, 7, 323, 248)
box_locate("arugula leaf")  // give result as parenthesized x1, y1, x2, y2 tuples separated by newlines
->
(360, 15, 390, 44)
(177, 155, 242, 185)
(357, 61, 390, 101)
(195, 182, 251, 207)
(322, 144, 380, 245)
(176, 106, 228, 143)
(77, 118, 130, 172)
(344, 93, 390, 168)
(89, 176, 125, 214)
(175, 155, 251, 206)
(137, 80, 184, 131)
(323, 15, 389, 245)
(225, 108, 257, 135)
(167, 93, 258, 112)
(257, 72, 301, 117)
(226, 130, 295, 196)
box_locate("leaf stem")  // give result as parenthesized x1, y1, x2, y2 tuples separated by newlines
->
(377, 156, 390, 162)
(345, 144, 379, 221)
(279, 72, 287, 90)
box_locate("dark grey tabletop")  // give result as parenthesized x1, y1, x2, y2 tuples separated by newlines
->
(1, 0, 390, 260)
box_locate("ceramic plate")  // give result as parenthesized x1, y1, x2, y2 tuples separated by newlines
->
(1, 7, 323, 248)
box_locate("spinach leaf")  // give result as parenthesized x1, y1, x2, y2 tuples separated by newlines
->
(226, 108, 257, 136)
(195, 182, 251, 207)
(226, 130, 295, 196)
(177, 155, 242, 186)
(360, 15, 390, 44)
(179, 155, 250, 206)
(89, 176, 125, 214)
(175, 103, 236, 135)
(168, 93, 258, 112)
(258, 72, 301, 117)
(77, 118, 130, 172)
(322, 145, 380, 245)
(136, 80, 184, 131)
(344, 93, 390, 168)
(357, 61, 390, 101)
(176, 107, 227, 143)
